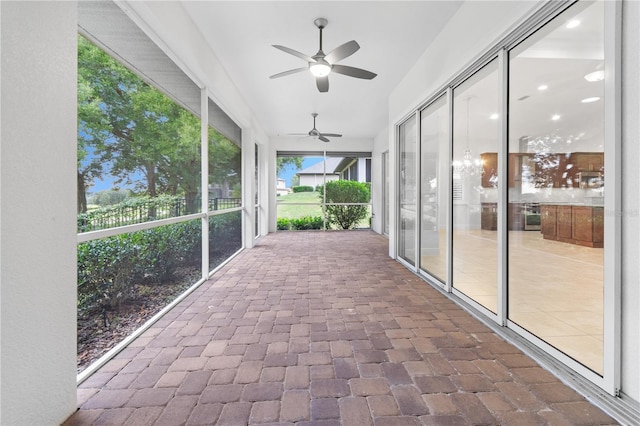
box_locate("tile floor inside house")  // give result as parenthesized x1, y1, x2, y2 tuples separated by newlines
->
(64, 231, 616, 425)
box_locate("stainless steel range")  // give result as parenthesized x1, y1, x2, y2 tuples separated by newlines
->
(523, 203, 541, 231)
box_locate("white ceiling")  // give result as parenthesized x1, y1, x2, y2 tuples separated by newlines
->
(179, 1, 464, 141)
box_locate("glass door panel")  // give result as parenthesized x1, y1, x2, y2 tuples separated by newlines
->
(452, 60, 500, 313)
(420, 96, 448, 282)
(508, 1, 605, 375)
(398, 116, 417, 265)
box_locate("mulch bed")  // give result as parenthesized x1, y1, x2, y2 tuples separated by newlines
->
(77, 268, 199, 374)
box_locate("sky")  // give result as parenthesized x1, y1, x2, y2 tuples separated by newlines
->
(279, 156, 323, 187)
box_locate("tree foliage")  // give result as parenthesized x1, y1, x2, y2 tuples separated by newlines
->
(320, 180, 371, 229)
(77, 35, 240, 215)
(277, 157, 303, 176)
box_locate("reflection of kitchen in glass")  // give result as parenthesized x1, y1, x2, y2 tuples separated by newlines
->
(480, 141, 604, 242)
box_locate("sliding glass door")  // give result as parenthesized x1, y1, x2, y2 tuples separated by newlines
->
(419, 96, 448, 282)
(398, 116, 417, 265)
(451, 60, 500, 313)
(507, 0, 606, 375)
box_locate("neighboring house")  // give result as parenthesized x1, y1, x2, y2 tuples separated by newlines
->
(334, 157, 372, 183)
(296, 157, 372, 187)
(296, 158, 342, 188)
(276, 178, 289, 196)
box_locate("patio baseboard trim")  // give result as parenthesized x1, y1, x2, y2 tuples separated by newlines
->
(76, 247, 245, 386)
(418, 273, 640, 426)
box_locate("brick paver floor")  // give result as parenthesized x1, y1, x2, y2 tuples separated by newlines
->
(65, 231, 617, 425)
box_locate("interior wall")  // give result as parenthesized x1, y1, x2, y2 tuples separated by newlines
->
(0, 1, 78, 424)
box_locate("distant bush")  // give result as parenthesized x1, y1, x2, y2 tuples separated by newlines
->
(88, 189, 134, 207)
(277, 216, 323, 230)
(292, 186, 314, 193)
(322, 180, 371, 230)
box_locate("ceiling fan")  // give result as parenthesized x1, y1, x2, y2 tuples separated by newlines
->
(290, 113, 342, 143)
(270, 18, 377, 93)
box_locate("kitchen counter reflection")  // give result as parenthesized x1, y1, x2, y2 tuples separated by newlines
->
(541, 204, 603, 248)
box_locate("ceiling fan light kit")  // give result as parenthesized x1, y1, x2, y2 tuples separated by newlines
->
(270, 17, 377, 93)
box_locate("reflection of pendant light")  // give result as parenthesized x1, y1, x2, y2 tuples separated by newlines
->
(453, 96, 483, 176)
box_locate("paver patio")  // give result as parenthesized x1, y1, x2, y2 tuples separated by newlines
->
(64, 231, 617, 425)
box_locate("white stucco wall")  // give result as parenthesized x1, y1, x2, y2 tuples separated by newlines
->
(372, 127, 389, 236)
(0, 1, 78, 424)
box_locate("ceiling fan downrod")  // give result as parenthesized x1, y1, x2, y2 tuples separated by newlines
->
(314, 18, 328, 54)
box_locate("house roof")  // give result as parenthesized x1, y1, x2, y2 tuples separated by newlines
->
(296, 158, 343, 175)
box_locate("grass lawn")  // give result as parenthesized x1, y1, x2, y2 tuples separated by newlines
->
(277, 191, 371, 229)
(277, 191, 323, 219)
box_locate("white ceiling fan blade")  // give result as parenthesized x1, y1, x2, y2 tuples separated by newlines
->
(272, 45, 316, 63)
(269, 67, 308, 79)
(316, 76, 329, 92)
(325, 40, 360, 64)
(332, 64, 377, 80)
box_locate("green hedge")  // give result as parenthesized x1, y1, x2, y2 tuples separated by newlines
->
(78, 213, 241, 314)
(292, 185, 314, 193)
(277, 216, 324, 230)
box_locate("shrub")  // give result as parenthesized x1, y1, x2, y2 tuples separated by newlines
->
(77, 220, 202, 314)
(292, 185, 314, 193)
(77, 234, 140, 314)
(136, 221, 201, 283)
(277, 216, 323, 230)
(291, 216, 324, 230)
(209, 211, 242, 256)
(322, 180, 371, 230)
(88, 189, 134, 207)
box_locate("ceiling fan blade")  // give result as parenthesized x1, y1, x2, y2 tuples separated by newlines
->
(316, 76, 329, 92)
(325, 40, 360, 64)
(319, 135, 330, 143)
(320, 133, 342, 138)
(332, 64, 377, 80)
(269, 67, 308, 79)
(272, 45, 315, 63)
(288, 133, 310, 136)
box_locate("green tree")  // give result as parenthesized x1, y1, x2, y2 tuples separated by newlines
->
(321, 180, 371, 229)
(209, 130, 241, 201)
(78, 36, 203, 214)
(277, 157, 303, 177)
(78, 35, 242, 217)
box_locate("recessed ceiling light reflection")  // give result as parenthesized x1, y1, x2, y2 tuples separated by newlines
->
(581, 97, 601, 103)
(566, 19, 581, 29)
(584, 70, 604, 82)
(551, 114, 561, 121)
(537, 84, 548, 91)
(489, 113, 499, 120)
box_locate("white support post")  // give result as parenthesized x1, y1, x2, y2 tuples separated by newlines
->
(201, 89, 209, 280)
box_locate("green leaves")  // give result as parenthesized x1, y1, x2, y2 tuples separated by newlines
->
(77, 36, 240, 215)
(321, 180, 371, 230)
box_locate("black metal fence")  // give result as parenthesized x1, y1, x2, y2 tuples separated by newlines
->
(78, 197, 241, 233)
